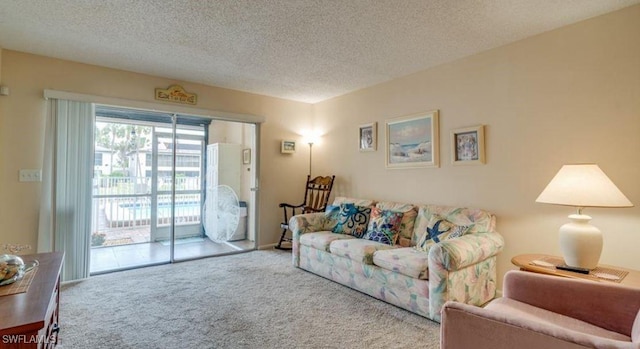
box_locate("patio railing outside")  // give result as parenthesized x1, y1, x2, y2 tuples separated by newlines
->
(91, 176, 203, 246)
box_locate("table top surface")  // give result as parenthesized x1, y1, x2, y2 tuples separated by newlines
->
(512, 253, 640, 287)
(0, 252, 64, 334)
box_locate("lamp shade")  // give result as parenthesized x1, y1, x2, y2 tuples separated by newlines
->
(302, 131, 320, 145)
(536, 164, 633, 208)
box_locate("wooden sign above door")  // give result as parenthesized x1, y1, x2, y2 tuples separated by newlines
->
(154, 85, 197, 105)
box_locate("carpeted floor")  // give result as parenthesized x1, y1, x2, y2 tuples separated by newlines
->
(59, 250, 440, 348)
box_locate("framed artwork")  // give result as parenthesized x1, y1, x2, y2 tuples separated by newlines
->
(281, 140, 296, 154)
(451, 125, 485, 165)
(243, 149, 251, 164)
(385, 110, 439, 169)
(358, 122, 377, 152)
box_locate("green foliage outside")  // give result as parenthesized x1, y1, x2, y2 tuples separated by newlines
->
(91, 233, 106, 247)
(94, 121, 201, 195)
(95, 122, 152, 176)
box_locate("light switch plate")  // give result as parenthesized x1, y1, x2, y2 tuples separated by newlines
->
(19, 169, 42, 182)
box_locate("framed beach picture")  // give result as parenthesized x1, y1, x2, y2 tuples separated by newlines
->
(358, 122, 377, 152)
(385, 110, 439, 169)
(281, 140, 296, 154)
(451, 125, 485, 165)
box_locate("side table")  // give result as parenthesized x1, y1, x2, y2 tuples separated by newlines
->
(0, 252, 64, 348)
(512, 253, 640, 288)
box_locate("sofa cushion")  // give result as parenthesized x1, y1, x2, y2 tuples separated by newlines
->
(332, 203, 372, 238)
(375, 202, 417, 244)
(412, 205, 494, 244)
(299, 231, 357, 251)
(486, 297, 632, 342)
(329, 239, 396, 265)
(414, 215, 470, 252)
(373, 248, 430, 280)
(363, 207, 404, 245)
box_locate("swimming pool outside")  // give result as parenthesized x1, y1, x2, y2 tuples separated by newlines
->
(103, 196, 202, 227)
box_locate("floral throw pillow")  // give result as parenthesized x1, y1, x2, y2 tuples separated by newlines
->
(363, 207, 404, 245)
(332, 203, 372, 238)
(414, 215, 470, 252)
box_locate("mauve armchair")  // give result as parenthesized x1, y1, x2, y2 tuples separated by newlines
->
(441, 270, 640, 349)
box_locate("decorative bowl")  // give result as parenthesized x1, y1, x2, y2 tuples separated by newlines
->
(0, 254, 38, 286)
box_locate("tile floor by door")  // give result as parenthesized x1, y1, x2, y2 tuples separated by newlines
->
(90, 238, 255, 274)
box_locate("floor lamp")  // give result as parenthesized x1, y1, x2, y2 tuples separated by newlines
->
(308, 141, 313, 177)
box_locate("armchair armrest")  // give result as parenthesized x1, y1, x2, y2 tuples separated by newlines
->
(279, 202, 304, 209)
(279, 202, 306, 230)
(503, 270, 640, 336)
(441, 301, 631, 349)
(429, 231, 504, 271)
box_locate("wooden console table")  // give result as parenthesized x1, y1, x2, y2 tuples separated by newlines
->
(0, 252, 63, 348)
(512, 253, 640, 288)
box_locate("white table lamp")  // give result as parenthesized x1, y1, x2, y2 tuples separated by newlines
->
(536, 164, 633, 269)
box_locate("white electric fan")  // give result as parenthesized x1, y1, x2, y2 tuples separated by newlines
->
(204, 185, 240, 242)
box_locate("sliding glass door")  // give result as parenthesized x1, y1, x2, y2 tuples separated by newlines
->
(90, 106, 257, 274)
(154, 122, 208, 260)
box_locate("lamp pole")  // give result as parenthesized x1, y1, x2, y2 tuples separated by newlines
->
(308, 142, 314, 177)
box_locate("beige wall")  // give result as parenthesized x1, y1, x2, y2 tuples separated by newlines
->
(313, 5, 640, 283)
(0, 50, 313, 250)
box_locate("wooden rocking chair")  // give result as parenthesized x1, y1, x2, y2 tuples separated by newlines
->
(275, 175, 335, 250)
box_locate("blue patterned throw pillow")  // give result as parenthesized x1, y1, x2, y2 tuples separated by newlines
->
(414, 215, 470, 252)
(332, 203, 372, 238)
(363, 207, 404, 245)
(325, 204, 340, 219)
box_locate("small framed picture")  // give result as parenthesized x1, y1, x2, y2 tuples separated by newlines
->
(243, 149, 251, 164)
(359, 122, 377, 152)
(281, 140, 296, 154)
(451, 125, 485, 165)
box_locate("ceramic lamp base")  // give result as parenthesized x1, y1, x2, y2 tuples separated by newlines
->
(558, 214, 602, 270)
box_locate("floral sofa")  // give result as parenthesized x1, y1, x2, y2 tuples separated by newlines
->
(289, 197, 504, 322)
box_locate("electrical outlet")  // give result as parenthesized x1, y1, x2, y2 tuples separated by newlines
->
(19, 169, 42, 182)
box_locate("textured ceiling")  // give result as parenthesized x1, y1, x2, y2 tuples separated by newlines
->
(0, 0, 638, 103)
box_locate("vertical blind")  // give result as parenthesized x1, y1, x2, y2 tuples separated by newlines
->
(38, 99, 94, 281)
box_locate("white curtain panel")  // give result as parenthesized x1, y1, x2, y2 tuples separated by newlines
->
(38, 99, 94, 281)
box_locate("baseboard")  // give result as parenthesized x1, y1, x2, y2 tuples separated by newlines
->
(258, 243, 277, 250)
